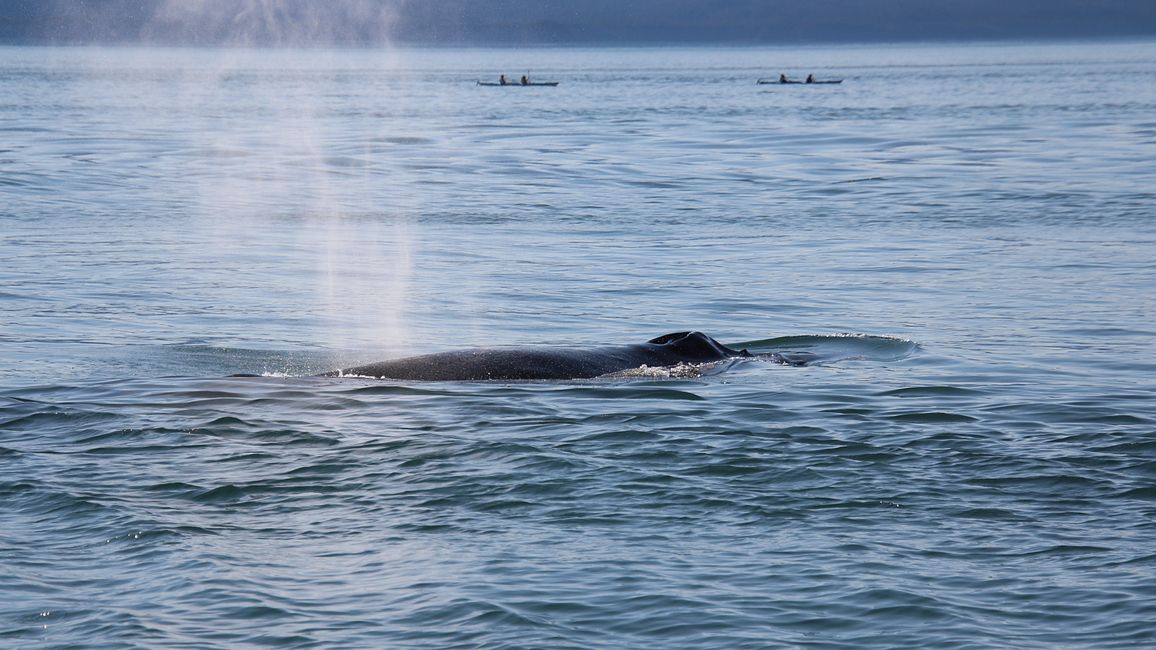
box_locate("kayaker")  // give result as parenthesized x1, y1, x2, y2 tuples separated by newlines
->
(779, 73, 788, 84)
(806, 74, 814, 83)
(499, 74, 508, 85)
(520, 75, 529, 85)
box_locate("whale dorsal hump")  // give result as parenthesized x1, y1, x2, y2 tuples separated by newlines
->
(646, 331, 746, 359)
(647, 331, 696, 345)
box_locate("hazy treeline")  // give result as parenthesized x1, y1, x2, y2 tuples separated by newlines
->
(2, 0, 1154, 45)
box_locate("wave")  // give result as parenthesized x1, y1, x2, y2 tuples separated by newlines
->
(728, 333, 920, 364)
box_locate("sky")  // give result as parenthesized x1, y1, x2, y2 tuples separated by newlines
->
(2, 0, 1155, 46)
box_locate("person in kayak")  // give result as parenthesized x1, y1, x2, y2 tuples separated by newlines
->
(520, 75, 529, 85)
(806, 74, 814, 83)
(779, 73, 788, 83)
(499, 74, 508, 85)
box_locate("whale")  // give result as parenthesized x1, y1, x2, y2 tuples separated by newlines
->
(318, 331, 812, 381)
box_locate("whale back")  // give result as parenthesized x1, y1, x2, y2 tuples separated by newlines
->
(324, 331, 751, 381)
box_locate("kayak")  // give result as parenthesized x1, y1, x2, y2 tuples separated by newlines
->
(757, 79, 843, 85)
(477, 81, 560, 87)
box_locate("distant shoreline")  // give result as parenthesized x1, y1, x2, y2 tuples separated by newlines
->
(2, 34, 1155, 50)
(2, 0, 1155, 50)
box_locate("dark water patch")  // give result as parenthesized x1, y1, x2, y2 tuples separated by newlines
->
(395, 522, 462, 534)
(1062, 326, 1156, 338)
(952, 507, 1028, 521)
(376, 135, 435, 145)
(163, 390, 246, 399)
(1120, 459, 1156, 478)
(569, 428, 663, 444)
(982, 401, 1153, 427)
(0, 125, 53, 133)
(0, 407, 120, 433)
(880, 385, 986, 398)
(144, 481, 206, 494)
(686, 461, 770, 478)
(1104, 553, 1156, 569)
(820, 406, 876, 420)
(1095, 437, 1156, 453)
(1072, 412, 1154, 425)
(1119, 486, 1156, 500)
(344, 384, 463, 398)
(78, 443, 195, 456)
(0, 290, 54, 301)
(1007, 544, 1115, 558)
(887, 411, 979, 423)
(0, 481, 38, 497)
(216, 604, 295, 621)
(71, 426, 189, 449)
(190, 480, 345, 505)
(293, 395, 370, 411)
(195, 415, 248, 428)
(564, 386, 708, 401)
(966, 474, 1110, 492)
(475, 499, 538, 513)
(285, 461, 352, 479)
(325, 155, 371, 169)
(5, 484, 119, 519)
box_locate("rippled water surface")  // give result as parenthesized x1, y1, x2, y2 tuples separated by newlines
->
(3, 41, 1156, 648)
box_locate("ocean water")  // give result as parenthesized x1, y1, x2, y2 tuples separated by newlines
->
(2, 40, 1155, 648)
